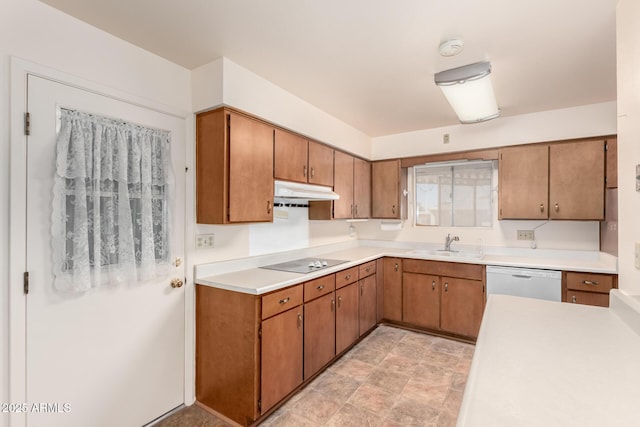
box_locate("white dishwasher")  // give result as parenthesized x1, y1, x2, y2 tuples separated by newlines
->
(486, 266, 562, 302)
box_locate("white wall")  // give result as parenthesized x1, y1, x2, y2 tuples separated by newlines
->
(372, 102, 617, 160)
(0, 0, 192, 424)
(616, 0, 640, 293)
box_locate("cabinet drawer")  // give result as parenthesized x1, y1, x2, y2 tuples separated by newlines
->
(566, 289, 610, 307)
(262, 285, 303, 319)
(359, 261, 376, 278)
(304, 274, 336, 302)
(566, 272, 614, 294)
(403, 259, 484, 281)
(335, 266, 359, 289)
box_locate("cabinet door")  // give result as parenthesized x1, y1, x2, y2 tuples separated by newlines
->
(402, 273, 439, 330)
(549, 140, 605, 220)
(382, 258, 403, 322)
(228, 112, 274, 223)
(333, 150, 355, 219)
(440, 277, 484, 338)
(336, 282, 359, 354)
(606, 137, 617, 189)
(303, 293, 336, 380)
(372, 159, 401, 219)
(261, 308, 303, 413)
(359, 275, 377, 336)
(498, 145, 549, 219)
(274, 128, 308, 183)
(354, 158, 371, 218)
(308, 141, 334, 187)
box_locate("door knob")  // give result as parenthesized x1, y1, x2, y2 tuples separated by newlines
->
(170, 278, 184, 288)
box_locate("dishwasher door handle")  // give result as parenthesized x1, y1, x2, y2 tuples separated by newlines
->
(512, 274, 533, 279)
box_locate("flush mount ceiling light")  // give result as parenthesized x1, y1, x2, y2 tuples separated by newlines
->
(434, 61, 500, 124)
(439, 39, 464, 57)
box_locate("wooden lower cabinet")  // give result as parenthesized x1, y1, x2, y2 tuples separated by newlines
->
(336, 282, 360, 354)
(359, 274, 377, 336)
(564, 271, 617, 307)
(403, 272, 439, 329)
(382, 257, 403, 322)
(400, 259, 485, 340)
(440, 277, 485, 338)
(303, 292, 336, 380)
(261, 308, 303, 413)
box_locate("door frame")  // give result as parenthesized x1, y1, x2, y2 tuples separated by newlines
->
(8, 57, 195, 426)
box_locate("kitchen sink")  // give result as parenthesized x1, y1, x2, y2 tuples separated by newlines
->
(406, 249, 485, 260)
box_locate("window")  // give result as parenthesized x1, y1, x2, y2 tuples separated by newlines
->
(414, 160, 493, 227)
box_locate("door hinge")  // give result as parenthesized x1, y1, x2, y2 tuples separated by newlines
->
(23, 271, 29, 294)
(24, 112, 30, 136)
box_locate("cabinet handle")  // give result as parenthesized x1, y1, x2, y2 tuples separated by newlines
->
(360, 285, 364, 296)
(571, 295, 577, 303)
(310, 167, 315, 178)
(331, 298, 335, 312)
(316, 284, 325, 291)
(432, 281, 436, 291)
(297, 312, 302, 328)
(279, 297, 290, 305)
(582, 280, 599, 286)
(345, 274, 351, 280)
(392, 204, 396, 215)
(554, 202, 559, 212)
(539, 203, 544, 213)
(365, 267, 371, 272)
(394, 263, 399, 272)
(303, 165, 307, 177)
(350, 205, 354, 215)
(338, 296, 342, 308)
(267, 200, 272, 214)
(355, 205, 358, 216)
(444, 282, 448, 292)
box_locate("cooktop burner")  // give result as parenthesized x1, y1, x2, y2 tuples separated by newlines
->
(260, 258, 348, 274)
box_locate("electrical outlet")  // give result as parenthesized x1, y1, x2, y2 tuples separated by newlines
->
(443, 133, 450, 144)
(517, 230, 535, 241)
(196, 233, 215, 249)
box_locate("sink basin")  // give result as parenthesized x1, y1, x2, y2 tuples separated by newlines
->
(406, 249, 485, 260)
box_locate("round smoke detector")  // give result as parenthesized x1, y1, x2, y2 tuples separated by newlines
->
(439, 39, 464, 57)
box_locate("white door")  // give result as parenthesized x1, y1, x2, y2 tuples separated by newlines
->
(25, 74, 186, 427)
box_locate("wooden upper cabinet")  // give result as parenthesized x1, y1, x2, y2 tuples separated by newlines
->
(274, 130, 334, 187)
(308, 141, 334, 187)
(333, 151, 355, 219)
(354, 158, 371, 219)
(274, 129, 308, 183)
(372, 159, 406, 219)
(606, 137, 617, 189)
(196, 108, 274, 224)
(499, 145, 549, 220)
(549, 140, 605, 220)
(499, 139, 606, 221)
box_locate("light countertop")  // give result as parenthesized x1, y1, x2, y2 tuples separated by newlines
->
(457, 290, 640, 426)
(195, 241, 617, 295)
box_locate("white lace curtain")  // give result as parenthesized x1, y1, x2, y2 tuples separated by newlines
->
(52, 108, 173, 292)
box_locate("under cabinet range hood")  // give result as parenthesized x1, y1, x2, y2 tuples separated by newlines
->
(274, 180, 339, 201)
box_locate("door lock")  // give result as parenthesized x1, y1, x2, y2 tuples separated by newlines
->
(170, 278, 184, 288)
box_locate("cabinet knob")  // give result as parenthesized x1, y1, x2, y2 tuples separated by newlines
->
(310, 167, 315, 178)
(338, 296, 342, 308)
(345, 274, 351, 280)
(554, 202, 559, 212)
(355, 205, 358, 216)
(394, 263, 399, 271)
(444, 282, 448, 292)
(279, 297, 290, 305)
(539, 203, 544, 213)
(316, 284, 325, 291)
(303, 165, 307, 177)
(267, 200, 272, 214)
(297, 312, 303, 328)
(432, 281, 436, 291)
(571, 295, 577, 303)
(331, 298, 335, 312)
(392, 205, 396, 215)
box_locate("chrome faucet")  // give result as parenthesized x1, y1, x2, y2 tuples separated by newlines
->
(444, 233, 459, 252)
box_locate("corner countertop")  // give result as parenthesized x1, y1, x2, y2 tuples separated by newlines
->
(456, 290, 640, 427)
(194, 241, 617, 295)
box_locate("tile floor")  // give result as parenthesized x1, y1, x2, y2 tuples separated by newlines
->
(158, 325, 474, 427)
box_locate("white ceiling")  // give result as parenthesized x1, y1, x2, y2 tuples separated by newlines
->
(39, 0, 617, 137)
